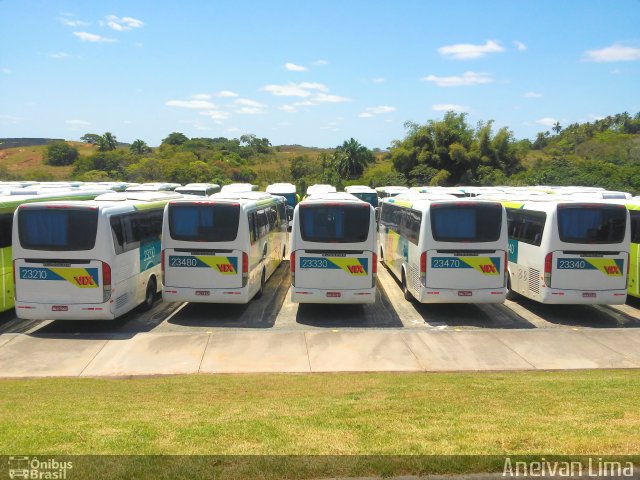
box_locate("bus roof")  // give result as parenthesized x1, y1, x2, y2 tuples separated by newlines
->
(266, 183, 296, 194)
(300, 192, 368, 204)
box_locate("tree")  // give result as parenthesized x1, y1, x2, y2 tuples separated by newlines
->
(334, 137, 373, 179)
(98, 132, 117, 152)
(44, 141, 79, 166)
(80, 133, 102, 145)
(552, 122, 562, 134)
(162, 132, 189, 146)
(130, 139, 151, 155)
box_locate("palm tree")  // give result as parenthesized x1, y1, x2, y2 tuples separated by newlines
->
(334, 138, 373, 179)
(552, 122, 562, 135)
(98, 132, 118, 151)
(130, 139, 151, 155)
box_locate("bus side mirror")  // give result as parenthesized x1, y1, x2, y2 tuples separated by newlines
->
(287, 206, 294, 221)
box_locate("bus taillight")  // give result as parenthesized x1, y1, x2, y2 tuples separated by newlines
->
(420, 251, 427, 286)
(161, 249, 165, 285)
(544, 253, 552, 287)
(102, 261, 112, 302)
(290, 251, 295, 286)
(504, 251, 508, 287)
(242, 252, 248, 288)
(372, 252, 377, 288)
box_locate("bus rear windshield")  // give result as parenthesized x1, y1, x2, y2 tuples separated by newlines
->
(351, 193, 378, 208)
(557, 206, 626, 244)
(169, 204, 240, 242)
(431, 204, 502, 242)
(300, 204, 370, 243)
(19, 208, 98, 251)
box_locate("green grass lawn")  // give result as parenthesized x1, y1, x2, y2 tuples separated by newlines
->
(1, 370, 638, 477)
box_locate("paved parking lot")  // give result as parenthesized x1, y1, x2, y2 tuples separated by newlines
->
(0, 260, 639, 377)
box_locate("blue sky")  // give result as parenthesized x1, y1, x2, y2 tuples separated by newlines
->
(1, 0, 639, 148)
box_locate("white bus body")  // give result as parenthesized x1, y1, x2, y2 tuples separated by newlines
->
(290, 193, 377, 304)
(305, 184, 337, 196)
(12, 192, 180, 320)
(162, 192, 288, 304)
(379, 194, 509, 303)
(504, 199, 630, 304)
(220, 183, 258, 194)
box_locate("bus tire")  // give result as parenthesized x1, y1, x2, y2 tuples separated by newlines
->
(402, 269, 413, 302)
(380, 246, 384, 262)
(282, 246, 286, 260)
(141, 276, 157, 311)
(506, 276, 518, 301)
(255, 269, 266, 298)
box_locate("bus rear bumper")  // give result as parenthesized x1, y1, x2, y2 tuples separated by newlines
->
(539, 288, 628, 304)
(162, 287, 250, 304)
(14, 301, 116, 320)
(417, 287, 507, 303)
(291, 287, 376, 304)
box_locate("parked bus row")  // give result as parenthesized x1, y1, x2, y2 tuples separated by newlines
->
(5, 182, 640, 322)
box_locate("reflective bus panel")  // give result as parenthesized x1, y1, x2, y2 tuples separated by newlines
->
(379, 194, 508, 303)
(291, 193, 377, 303)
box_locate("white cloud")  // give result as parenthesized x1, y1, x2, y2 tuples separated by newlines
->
(234, 98, 265, 108)
(311, 93, 351, 103)
(192, 93, 212, 100)
(236, 107, 265, 115)
(583, 43, 640, 62)
(438, 40, 505, 60)
(214, 90, 239, 97)
(165, 99, 218, 109)
(279, 105, 298, 113)
(200, 110, 231, 120)
(421, 71, 494, 87)
(261, 82, 328, 97)
(432, 104, 469, 112)
(58, 17, 90, 27)
(514, 40, 527, 51)
(372, 77, 385, 84)
(284, 62, 308, 71)
(48, 52, 71, 59)
(105, 15, 144, 31)
(536, 117, 558, 127)
(523, 92, 543, 98)
(313, 60, 329, 66)
(359, 106, 396, 118)
(73, 31, 117, 43)
(227, 127, 241, 133)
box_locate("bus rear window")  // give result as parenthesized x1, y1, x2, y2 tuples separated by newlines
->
(430, 204, 502, 242)
(557, 206, 626, 244)
(169, 204, 240, 242)
(19, 208, 98, 251)
(300, 204, 370, 243)
(351, 193, 378, 208)
(0, 213, 12, 249)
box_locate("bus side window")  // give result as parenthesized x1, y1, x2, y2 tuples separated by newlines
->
(0, 213, 13, 249)
(631, 211, 640, 244)
(257, 210, 269, 239)
(249, 213, 257, 244)
(110, 215, 125, 255)
(122, 214, 141, 253)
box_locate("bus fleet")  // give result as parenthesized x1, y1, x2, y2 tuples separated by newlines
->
(2, 180, 638, 320)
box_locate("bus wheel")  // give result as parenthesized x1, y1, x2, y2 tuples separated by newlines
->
(506, 276, 518, 301)
(256, 269, 266, 298)
(402, 269, 412, 301)
(282, 246, 286, 260)
(141, 277, 157, 311)
(380, 246, 384, 261)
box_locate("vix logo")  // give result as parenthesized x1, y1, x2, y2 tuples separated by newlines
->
(480, 264, 497, 274)
(74, 275, 95, 286)
(347, 265, 365, 274)
(217, 263, 235, 273)
(604, 265, 620, 275)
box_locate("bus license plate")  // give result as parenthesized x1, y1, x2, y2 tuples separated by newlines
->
(195, 290, 210, 296)
(52, 306, 68, 311)
(326, 292, 341, 298)
(458, 291, 472, 297)
(582, 292, 596, 298)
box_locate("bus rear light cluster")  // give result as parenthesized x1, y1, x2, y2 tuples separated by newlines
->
(420, 251, 427, 286)
(161, 249, 165, 285)
(504, 251, 508, 287)
(242, 252, 249, 288)
(544, 253, 552, 287)
(372, 252, 377, 288)
(102, 261, 112, 302)
(290, 251, 296, 286)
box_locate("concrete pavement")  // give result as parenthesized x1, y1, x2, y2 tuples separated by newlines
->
(0, 327, 638, 378)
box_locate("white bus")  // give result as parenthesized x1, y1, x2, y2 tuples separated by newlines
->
(220, 183, 259, 194)
(12, 192, 181, 320)
(504, 199, 630, 304)
(290, 192, 377, 304)
(162, 192, 288, 303)
(379, 193, 508, 303)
